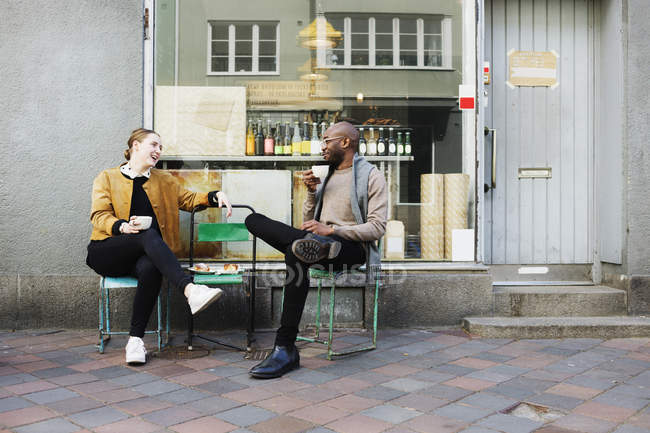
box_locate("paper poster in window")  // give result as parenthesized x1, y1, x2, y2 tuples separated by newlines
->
(154, 86, 246, 155)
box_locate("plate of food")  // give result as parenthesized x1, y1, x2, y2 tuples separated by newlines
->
(188, 263, 216, 274)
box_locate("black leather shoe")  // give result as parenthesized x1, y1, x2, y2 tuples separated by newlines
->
(249, 345, 300, 379)
(291, 233, 341, 263)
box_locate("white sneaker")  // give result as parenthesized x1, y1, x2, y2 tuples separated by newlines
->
(186, 284, 223, 315)
(125, 336, 146, 364)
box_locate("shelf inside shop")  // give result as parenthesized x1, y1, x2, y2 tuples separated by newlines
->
(160, 155, 414, 162)
(355, 125, 412, 130)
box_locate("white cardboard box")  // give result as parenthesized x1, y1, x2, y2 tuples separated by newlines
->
(451, 229, 475, 261)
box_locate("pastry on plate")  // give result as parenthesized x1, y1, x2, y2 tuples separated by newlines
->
(223, 263, 239, 273)
(194, 262, 210, 271)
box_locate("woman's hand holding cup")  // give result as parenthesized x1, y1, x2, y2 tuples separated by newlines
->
(120, 216, 141, 234)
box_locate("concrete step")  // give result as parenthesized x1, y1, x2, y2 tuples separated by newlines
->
(494, 285, 627, 317)
(463, 316, 650, 339)
(489, 264, 592, 282)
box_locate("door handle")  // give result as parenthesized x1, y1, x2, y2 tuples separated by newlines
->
(484, 127, 497, 191)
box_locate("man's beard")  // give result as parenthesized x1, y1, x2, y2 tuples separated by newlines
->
(327, 149, 344, 166)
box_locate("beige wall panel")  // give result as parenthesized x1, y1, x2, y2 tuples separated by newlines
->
(222, 170, 292, 260)
(168, 170, 223, 259)
(420, 174, 444, 260)
(444, 173, 469, 260)
(292, 171, 310, 229)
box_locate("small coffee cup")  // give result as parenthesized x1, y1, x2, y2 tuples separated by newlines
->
(311, 165, 329, 180)
(132, 216, 152, 230)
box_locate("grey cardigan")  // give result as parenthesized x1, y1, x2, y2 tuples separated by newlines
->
(313, 154, 386, 266)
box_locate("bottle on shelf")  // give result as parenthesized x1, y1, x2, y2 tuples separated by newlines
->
(310, 121, 321, 155)
(319, 122, 327, 154)
(254, 119, 264, 156)
(377, 127, 386, 156)
(301, 121, 311, 156)
(405, 131, 412, 156)
(283, 121, 292, 155)
(264, 119, 274, 156)
(246, 119, 255, 156)
(388, 127, 397, 156)
(358, 127, 366, 156)
(274, 122, 283, 156)
(397, 131, 404, 156)
(367, 127, 377, 156)
(291, 121, 302, 156)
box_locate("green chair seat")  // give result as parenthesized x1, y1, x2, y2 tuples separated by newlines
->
(193, 273, 244, 285)
(308, 268, 335, 279)
(309, 268, 366, 279)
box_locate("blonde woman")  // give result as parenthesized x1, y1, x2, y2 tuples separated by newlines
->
(86, 128, 232, 364)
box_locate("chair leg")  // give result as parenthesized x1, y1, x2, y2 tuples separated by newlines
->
(105, 287, 111, 338)
(165, 282, 171, 346)
(371, 278, 379, 346)
(327, 282, 336, 361)
(98, 280, 105, 354)
(246, 274, 253, 350)
(157, 292, 162, 352)
(187, 307, 194, 351)
(314, 278, 322, 340)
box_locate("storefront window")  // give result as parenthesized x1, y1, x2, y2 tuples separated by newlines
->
(154, 0, 475, 263)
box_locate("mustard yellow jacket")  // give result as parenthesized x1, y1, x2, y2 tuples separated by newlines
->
(90, 165, 209, 254)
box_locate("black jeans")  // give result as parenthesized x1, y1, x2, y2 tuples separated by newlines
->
(86, 229, 192, 338)
(244, 213, 365, 346)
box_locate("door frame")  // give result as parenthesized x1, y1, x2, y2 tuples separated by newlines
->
(479, 0, 600, 269)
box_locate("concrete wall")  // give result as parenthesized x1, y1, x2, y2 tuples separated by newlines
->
(0, 271, 493, 333)
(0, 1, 143, 328)
(597, 0, 625, 266)
(602, 0, 650, 315)
(624, 0, 650, 313)
(625, 0, 650, 275)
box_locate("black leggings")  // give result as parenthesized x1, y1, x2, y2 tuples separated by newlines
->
(86, 230, 192, 338)
(244, 213, 365, 346)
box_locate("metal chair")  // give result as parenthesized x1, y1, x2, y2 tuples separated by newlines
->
(282, 263, 381, 360)
(98, 276, 169, 353)
(187, 204, 257, 351)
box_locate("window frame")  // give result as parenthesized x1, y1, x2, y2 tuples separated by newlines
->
(207, 21, 280, 76)
(319, 14, 453, 70)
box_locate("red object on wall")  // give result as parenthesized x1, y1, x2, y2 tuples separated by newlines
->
(459, 97, 475, 110)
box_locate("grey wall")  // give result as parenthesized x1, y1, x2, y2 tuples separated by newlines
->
(0, 1, 143, 327)
(625, 0, 650, 276)
(597, 0, 624, 265)
(624, 0, 650, 313)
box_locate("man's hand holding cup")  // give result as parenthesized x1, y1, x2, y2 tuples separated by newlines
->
(302, 169, 321, 192)
(303, 165, 329, 192)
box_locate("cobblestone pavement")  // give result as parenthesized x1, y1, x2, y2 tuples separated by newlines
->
(0, 328, 648, 433)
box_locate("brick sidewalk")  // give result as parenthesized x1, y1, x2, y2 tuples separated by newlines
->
(0, 329, 648, 433)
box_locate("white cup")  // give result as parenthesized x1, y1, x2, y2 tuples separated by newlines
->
(311, 165, 329, 180)
(132, 216, 152, 230)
